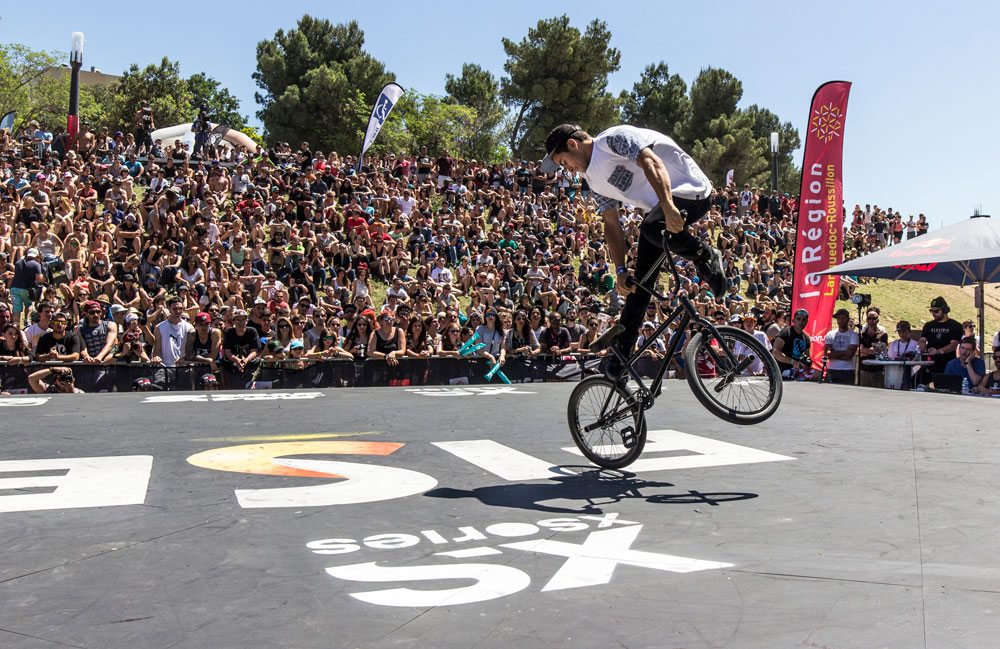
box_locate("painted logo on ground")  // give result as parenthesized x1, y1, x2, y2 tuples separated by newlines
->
(309, 513, 731, 607)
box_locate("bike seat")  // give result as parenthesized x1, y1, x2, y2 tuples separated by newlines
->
(589, 324, 625, 354)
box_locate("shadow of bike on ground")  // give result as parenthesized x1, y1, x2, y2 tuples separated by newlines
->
(425, 465, 758, 515)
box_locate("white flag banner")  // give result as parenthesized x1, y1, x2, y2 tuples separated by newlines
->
(358, 83, 404, 171)
(725, 168, 734, 187)
(0, 111, 16, 131)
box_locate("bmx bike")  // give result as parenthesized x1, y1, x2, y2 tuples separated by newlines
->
(567, 244, 783, 469)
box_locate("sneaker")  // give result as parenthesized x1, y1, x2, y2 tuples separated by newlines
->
(697, 246, 726, 297)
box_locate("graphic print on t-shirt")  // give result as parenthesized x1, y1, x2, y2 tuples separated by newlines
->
(608, 165, 634, 193)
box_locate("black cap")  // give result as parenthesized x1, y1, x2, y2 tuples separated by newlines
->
(540, 124, 582, 173)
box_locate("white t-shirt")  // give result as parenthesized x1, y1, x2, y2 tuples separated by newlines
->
(23, 323, 50, 352)
(585, 125, 712, 214)
(824, 328, 860, 371)
(395, 195, 416, 215)
(156, 319, 195, 367)
(733, 330, 771, 374)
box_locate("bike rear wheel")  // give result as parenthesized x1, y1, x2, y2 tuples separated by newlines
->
(568, 376, 647, 469)
(684, 326, 782, 425)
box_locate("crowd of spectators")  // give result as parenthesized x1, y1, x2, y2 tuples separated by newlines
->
(0, 114, 982, 394)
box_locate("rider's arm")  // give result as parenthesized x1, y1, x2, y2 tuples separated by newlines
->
(599, 206, 628, 283)
(637, 148, 684, 234)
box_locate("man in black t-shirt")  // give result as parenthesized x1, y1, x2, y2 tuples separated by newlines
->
(539, 313, 572, 355)
(771, 308, 812, 377)
(919, 296, 963, 377)
(35, 312, 82, 362)
(415, 146, 433, 183)
(223, 310, 261, 374)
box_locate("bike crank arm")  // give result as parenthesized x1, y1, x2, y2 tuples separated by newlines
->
(713, 356, 755, 392)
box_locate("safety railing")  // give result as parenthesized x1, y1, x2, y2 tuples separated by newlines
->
(0, 354, 629, 393)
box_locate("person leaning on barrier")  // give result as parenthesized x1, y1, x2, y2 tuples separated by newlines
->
(28, 365, 83, 394)
(0, 323, 32, 363)
(539, 312, 572, 356)
(34, 311, 81, 362)
(222, 309, 261, 374)
(78, 300, 118, 365)
(305, 328, 353, 360)
(116, 312, 150, 363)
(368, 311, 406, 366)
(184, 312, 221, 372)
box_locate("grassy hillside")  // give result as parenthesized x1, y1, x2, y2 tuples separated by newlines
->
(835, 279, 1000, 341)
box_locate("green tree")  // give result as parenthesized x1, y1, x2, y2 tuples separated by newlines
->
(187, 73, 247, 130)
(377, 93, 478, 159)
(99, 59, 246, 135)
(253, 15, 394, 152)
(101, 57, 194, 133)
(618, 62, 689, 142)
(444, 63, 506, 162)
(686, 67, 742, 146)
(500, 15, 621, 159)
(0, 43, 104, 131)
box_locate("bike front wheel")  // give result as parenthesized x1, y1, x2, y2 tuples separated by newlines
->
(684, 326, 782, 425)
(568, 376, 647, 469)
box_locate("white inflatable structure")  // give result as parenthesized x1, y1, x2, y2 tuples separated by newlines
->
(150, 122, 259, 154)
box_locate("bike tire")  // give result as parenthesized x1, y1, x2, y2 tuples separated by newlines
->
(684, 326, 782, 425)
(568, 376, 647, 469)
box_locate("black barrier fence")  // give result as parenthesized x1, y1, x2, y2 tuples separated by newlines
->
(0, 355, 641, 393)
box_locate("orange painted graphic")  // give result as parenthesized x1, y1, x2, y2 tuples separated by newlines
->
(187, 441, 404, 479)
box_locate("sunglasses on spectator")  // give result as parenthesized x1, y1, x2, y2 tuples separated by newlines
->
(448, 329, 460, 334)
(278, 324, 290, 329)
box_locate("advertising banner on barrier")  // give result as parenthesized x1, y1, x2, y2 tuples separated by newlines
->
(791, 80, 852, 369)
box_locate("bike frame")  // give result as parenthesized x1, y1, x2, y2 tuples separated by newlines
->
(614, 245, 730, 402)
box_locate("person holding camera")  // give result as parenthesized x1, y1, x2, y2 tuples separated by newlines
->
(192, 106, 211, 158)
(134, 104, 155, 155)
(29, 365, 84, 394)
(772, 308, 812, 378)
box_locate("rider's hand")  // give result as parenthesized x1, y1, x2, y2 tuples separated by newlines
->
(616, 272, 634, 296)
(664, 205, 685, 234)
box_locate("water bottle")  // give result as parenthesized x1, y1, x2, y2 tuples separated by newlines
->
(962, 377, 970, 395)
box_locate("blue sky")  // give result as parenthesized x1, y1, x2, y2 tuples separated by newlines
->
(3, 1, 998, 227)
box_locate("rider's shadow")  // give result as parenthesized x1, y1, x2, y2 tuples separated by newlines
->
(424, 467, 758, 515)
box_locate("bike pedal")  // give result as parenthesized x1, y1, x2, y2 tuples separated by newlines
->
(620, 426, 637, 449)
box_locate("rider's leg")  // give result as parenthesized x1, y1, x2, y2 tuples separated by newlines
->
(611, 212, 663, 365)
(662, 197, 726, 296)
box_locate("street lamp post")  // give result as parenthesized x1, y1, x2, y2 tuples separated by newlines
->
(770, 132, 779, 193)
(68, 32, 84, 146)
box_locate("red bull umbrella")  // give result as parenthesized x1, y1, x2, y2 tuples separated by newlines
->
(818, 214, 1000, 349)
